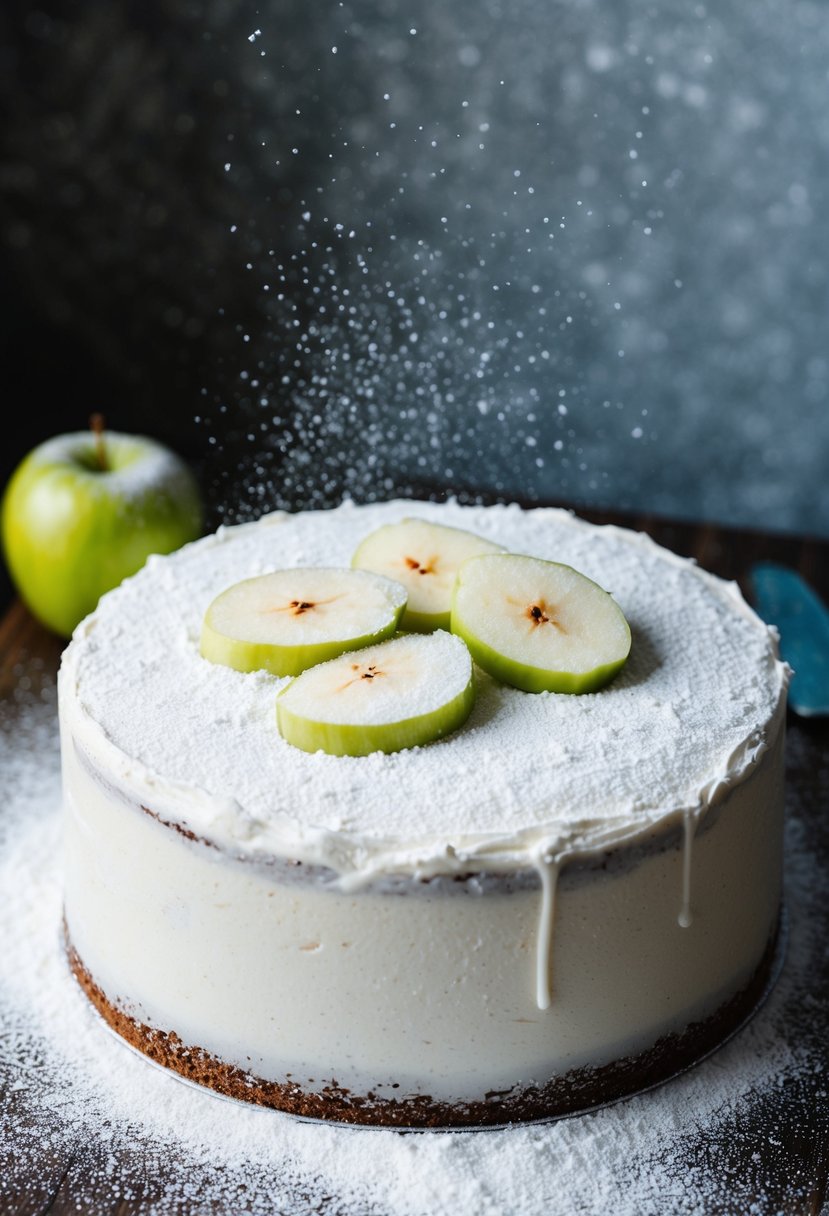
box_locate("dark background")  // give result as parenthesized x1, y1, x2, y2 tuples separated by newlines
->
(2, 0, 828, 614)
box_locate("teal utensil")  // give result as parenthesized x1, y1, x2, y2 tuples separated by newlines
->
(750, 563, 829, 717)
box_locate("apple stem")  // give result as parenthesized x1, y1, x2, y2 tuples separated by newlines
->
(90, 413, 108, 472)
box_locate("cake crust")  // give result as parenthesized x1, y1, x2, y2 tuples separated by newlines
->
(66, 924, 781, 1129)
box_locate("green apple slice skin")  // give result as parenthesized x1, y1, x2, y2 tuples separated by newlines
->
(200, 568, 408, 678)
(277, 681, 475, 757)
(276, 631, 475, 757)
(451, 625, 629, 695)
(201, 617, 400, 678)
(451, 553, 631, 695)
(352, 517, 505, 632)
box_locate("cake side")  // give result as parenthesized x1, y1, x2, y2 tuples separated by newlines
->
(62, 715, 784, 1110)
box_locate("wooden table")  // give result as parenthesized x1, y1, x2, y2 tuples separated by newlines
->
(2, 509, 829, 1215)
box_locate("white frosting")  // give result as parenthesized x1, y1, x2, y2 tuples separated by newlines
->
(60, 500, 788, 883)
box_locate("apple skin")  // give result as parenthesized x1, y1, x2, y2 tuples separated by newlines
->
(1, 430, 202, 637)
(277, 676, 475, 756)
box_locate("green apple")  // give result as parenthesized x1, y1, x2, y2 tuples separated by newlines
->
(276, 630, 475, 756)
(451, 553, 631, 694)
(351, 517, 505, 632)
(1, 424, 202, 637)
(200, 567, 408, 677)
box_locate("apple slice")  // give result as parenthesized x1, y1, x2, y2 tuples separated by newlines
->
(200, 568, 407, 677)
(352, 518, 504, 631)
(276, 631, 475, 756)
(451, 553, 631, 694)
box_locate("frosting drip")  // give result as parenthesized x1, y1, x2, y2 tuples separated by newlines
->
(535, 854, 561, 1011)
(679, 810, 697, 929)
(60, 500, 788, 884)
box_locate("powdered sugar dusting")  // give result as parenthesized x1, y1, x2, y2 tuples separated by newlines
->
(1, 672, 824, 1214)
(60, 501, 786, 880)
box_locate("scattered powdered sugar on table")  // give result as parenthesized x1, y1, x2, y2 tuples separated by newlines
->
(1, 673, 825, 1215)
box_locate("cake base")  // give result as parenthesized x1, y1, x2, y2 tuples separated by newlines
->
(65, 918, 784, 1129)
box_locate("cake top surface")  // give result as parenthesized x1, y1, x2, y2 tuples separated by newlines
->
(61, 500, 787, 880)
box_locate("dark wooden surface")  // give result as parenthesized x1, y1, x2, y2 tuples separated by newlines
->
(2, 508, 829, 1215)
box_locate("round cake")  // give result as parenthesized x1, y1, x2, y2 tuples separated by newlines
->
(59, 500, 788, 1127)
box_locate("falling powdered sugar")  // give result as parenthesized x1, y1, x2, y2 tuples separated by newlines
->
(1, 665, 826, 1215)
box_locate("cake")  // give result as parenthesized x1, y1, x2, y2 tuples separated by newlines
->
(59, 500, 788, 1127)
